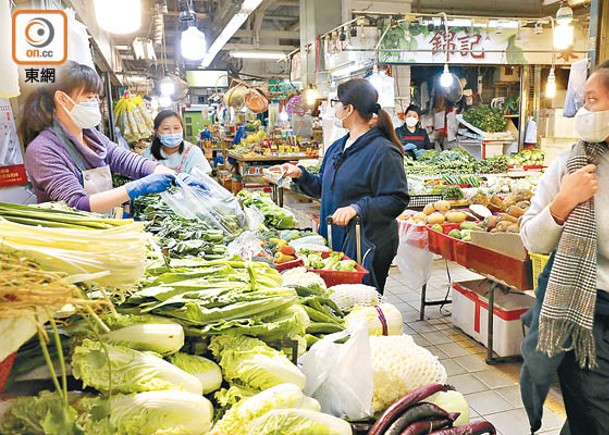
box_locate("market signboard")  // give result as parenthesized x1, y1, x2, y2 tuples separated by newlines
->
(379, 23, 587, 65)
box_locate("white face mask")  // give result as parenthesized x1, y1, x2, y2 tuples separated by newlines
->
(333, 106, 348, 129)
(574, 107, 609, 143)
(405, 117, 419, 128)
(61, 93, 102, 129)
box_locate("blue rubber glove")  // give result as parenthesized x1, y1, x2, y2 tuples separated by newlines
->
(125, 173, 175, 199)
(403, 143, 417, 152)
(414, 149, 424, 157)
(176, 173, 209, 191)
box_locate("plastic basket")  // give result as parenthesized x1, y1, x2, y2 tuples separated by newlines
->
(0, 352, 16, 394)
(530, 252, 550, 287)
(307, 252, 368, 287)
(408, 194, 443, 209)
(275, 256, 304, 272)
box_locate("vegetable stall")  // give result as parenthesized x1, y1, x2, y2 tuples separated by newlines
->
(0, 177, 495, 434)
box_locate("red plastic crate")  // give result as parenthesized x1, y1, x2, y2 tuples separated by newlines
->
(427, 224, 462, 259)
(275, 256, 304, 272)
(461, 243, 533, 290)
(0, 352, 16, 394)
(307, 252, 368, 287)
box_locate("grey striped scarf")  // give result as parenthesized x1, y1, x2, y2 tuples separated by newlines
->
(537, 140, 606, 369)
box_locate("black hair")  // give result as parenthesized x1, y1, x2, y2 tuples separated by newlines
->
(405, 104, 422, 117)
(19, 60, 102, 146)
(337, 78, 403, 154)
(150, 110, 185, 161)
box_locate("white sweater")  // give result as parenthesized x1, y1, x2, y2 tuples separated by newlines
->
(520, 148, 609, 292)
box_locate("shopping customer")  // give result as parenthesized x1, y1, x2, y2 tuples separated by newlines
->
(519, 60, 609, 435)
(272, 78, 409, 292)
(143, 110, 212, 175)
(395, 104, 433, 157)
(21, 61, 198, 213)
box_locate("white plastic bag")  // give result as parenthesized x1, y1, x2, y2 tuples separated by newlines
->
(395, 223, 433, 290)
(300, 321, 373, 419)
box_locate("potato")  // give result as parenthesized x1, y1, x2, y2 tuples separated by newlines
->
(495, 221, 511, 232)
(507, 205, 525, 218)
(506, 224, 520, 234)
(446, 211, 467, 223)
(483, 215, 498, 230)
(423, 203, 436, 215)
(425, 212, 446, 225)
(413, 212, 427, 222)
(497, 213, 518, 224)
(434, 200, 451, 212)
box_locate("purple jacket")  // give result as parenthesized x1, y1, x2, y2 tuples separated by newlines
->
(25, 120, 157, 211)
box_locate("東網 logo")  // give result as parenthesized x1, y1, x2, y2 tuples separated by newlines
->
(12, 10, 67, 65)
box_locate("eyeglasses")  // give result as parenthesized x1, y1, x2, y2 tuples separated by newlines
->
(330, 99, 347, 108)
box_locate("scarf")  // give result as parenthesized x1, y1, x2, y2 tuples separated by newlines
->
(537, 140, 606, 369)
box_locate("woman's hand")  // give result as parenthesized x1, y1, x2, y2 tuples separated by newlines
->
(550, 164, 598, 224)
(269, 163, 302, 179)
(332, 206, 358, 226)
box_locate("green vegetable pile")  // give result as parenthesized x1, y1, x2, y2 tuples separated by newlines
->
(237, 190, 297, 229)
(462, 105, 508, 133)
(404, 148, 509, 176)
(300, 250, 357, 271)
(508, 148, 545, 166)
(133, 194, 228, 259)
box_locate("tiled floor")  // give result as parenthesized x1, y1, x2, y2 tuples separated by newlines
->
(283, 191, 567, 434)
(385, 259, 566, 435)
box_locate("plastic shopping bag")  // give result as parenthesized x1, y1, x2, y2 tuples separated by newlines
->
(395, 222, 434, 290)
(300, 321, 373, 419)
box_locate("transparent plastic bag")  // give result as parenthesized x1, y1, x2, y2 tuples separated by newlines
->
(226, 231, 267, 260)
(160, 177, 240, 238)
(244, 206, 265, 232)
(190, 167, 246, 226)
(300, 321, 373, 419)
(395, 223, 434, 290)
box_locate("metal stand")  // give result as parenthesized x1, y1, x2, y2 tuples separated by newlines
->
(419, 259, 452, 321)
(485, 280, 524, 365)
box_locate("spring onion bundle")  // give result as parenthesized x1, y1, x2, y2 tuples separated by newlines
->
(0, 201, 130, 229)
(0, 217, 147, 287)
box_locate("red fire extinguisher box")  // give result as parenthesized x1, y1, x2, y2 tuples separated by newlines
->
(452, 280, 534, 357)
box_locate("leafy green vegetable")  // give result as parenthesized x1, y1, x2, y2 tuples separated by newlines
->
(214, 384, 258, 409)
(167, 352, 222, 394)
(299, 251, 357, 272)
(462, 105, 508, 133)
(71, 339, 203, 395)
(237, 190, 297, 229)
(0, 391, 79, 435)
(247, 408, 353, 435)
(78, 391, 214, 435)
(210, 383, 319, 435)
(209, 335, 307, 391)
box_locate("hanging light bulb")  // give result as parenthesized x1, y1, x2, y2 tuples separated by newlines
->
(302, 86, 321, 107)
(160, 77, 175, 96)
(94, 0, 142, 34)
(181, 25, 207, 61)
(279, 108, 289, 122)
(554, 23, 574, 50)
(546, 67, 557, 99)
(440, 64, 453, 88)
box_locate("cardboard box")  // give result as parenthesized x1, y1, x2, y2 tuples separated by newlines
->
(469, 232, 528, 260)
(452, 279, 534, 357)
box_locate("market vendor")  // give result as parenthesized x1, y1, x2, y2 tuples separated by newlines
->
(519, 60, 609, 435)
(395, 104, 433, 157)
(272, 78, 409, 292)
(143, 110, 212, 175)
(20, 61, 204, 213)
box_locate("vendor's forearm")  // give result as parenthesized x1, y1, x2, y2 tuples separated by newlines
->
(89, 187, 130, 213)
(153, 164, 175, 175)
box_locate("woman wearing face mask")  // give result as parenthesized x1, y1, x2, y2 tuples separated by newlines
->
(519, 60, 609, 435)
(272, 78, 409, 292)
(20, 61, 186, 213)
(395, 104, 432, 157)
(143, 110, 212, 175)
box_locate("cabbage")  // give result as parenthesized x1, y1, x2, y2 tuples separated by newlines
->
(248, 408, 352, 435)
(282, 267, 327, 295)
(345, 303, 403, 336)
(211, 383, 320, 435)
(214, 384, 258, 408)
(101, 322, 185, 356)
(168, 352, 222, 394)
(209, 335, 306, 391)
(79, 391, 213, 435)
(71, 339, 203, 395)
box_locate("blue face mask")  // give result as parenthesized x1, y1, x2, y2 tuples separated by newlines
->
(159, 133, 183, 148)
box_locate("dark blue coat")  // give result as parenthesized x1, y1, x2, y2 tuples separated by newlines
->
(295, 128, 409, 255)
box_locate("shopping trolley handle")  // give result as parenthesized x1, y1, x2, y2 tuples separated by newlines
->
(326, 215, 361, 225)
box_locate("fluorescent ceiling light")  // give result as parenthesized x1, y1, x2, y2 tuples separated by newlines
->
(241, 0, 263, 12)
(201, 0, 264, 68)
(230, 51, 286, 60)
